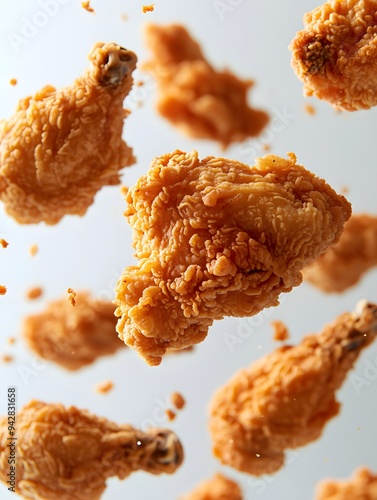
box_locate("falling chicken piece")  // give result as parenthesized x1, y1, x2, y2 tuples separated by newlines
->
(23, 291, 124, 370)
(0, 286, 6, 295)
(0, 400, 184, 500)
(0, 239, 8, 248)
(143, 4, 155, 13)
(95, 380, 114, 394)
(290, 0, 377, 111)
(82, 1, 95, 13)
(303, 214, 377, 292)
(67, 287, 77, 306)
(171, 392, 186, 410)
(165, 409, 176, 421)
(271, 320, 289, 341)
(209, 301, 377, 476)
(9, 79, 17, 86)
(115, 150, 351, 365)
(143, 24, 269, 148)
(316, 467, 377, 499)
(180, 473, 243, 500)
(26, 286, 43, 300)
(0, 42, 137, 224)
(29, 243, 39, 256)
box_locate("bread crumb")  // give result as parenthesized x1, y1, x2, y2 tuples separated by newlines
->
(9, 78, 17, 86)
(271, 320, 290, 341)
(165, 409, 176, 421)
(304, 103, 316, 115)
(0, 285, 7, 295)
(262, 144, 271, 151)
(171, 392, 186, 410)
(1, 355, 13, 363)
(29, 244, 39, 256)
(341, 185, 349, 195)
(136, 81, 144, 87)
(82, 1, 94, 13)
(26, 286, 43, 300)
(95, 380, 114, 394)
(7, 337, 16, 345)
(142, 4, 155, 13)
(0, 239, 9, 248)
(67, 288, 77, 306)
(120, 13, 128, 21)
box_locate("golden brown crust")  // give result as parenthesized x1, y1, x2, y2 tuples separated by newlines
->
(143, 24, 269, 148)
(0, 42, 136, 224)
(304, 214, 377, 292)
(115, 150, 351, 365)
(290, 0, 377, 111)
(0, 400, 184, 500)
(180, 473, 243, 500)
(209, 301, 377, 475)
(316, 467, 377, 499)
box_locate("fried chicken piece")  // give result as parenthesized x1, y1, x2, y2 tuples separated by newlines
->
(290, 0, 377, 111)
(316, 468, 377, 499)
(115, 150, 351, 366)
(67, 287, 77, 306)
(304, 214, 377, 292)
(0, 42, 137, 224)
(0, 400, 183, 500)
(209, 301, 377, 476)
(23, 291, 124, 370)
(180, 473, 243, 500)
(143, 24, 269, 148)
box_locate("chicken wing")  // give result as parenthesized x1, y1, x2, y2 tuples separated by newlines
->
(208, 301, 377, 475)
(316, 468, 377, 499)
(180, 473, 243, 500)
(0, 42, 137, 224)
(290, 0, 377, 111)
(304, 214, 377, 292)
(115, 150, 351, 365)
(143, 24, 269, 148)
(0, 400, 183, 500)
(23, 291, 124, 370)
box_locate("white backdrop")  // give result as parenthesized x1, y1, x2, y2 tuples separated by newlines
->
(0, 1, 376, 499)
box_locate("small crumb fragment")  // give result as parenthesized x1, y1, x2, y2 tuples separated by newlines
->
(271, 320, 290, 341)
(136, 81, 144, 87)
(26, 286, 43, 301)
(95, 380, 114, 394)
(143, 4, 155, 13)
(67, 288, 77, 306)
(165, 409, 176, 421)
(1, 355, 13, 363)
(262, 144, 271, 151)
(171, 392, 186, 410)
(304, 103, 316, 115)
(29, 244, 39, 256)
(9, 78, 17, 86)
(120, 13, 128, 21)
(0, 239, 9, 248)
(0, 286, 7, 295)
(7, 337, 16, 345)
(82, 1, 94, 13)
(120, 185, 128, 196)
(341, 185, 349, 195)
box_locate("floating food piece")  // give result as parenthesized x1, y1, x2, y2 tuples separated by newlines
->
(209, 301, 377, 475)
(0, 42, 137, 224)
(316, 467, 377, 499)
(95, 380, 114, 394)
(115, 150, 351, 365)
(171, 392, 186, 410)
(29, 243, 39, 256)
(143, 4, 155, 13)
(165, 409, 176, 421)
(271, 320, 289, 341)
(290, 0, 377, 111)
(304, 103, 316, 115)
(180, 473, 243, 500)
(1, 354, 12, 363)
(23, 291, 124, 370)
(0, 286, 7, 295)
(0, 400, 184, 500)
(7, 337, 15, 345)
(9, 78, 17, 86)
(304, 214, 377, 292)
(82, 1, 94, 13)
(143, 24, 269, 148)
(26, 286, 43, 300)
(67, 287, 77, 306)
(0, 239, 8, 248)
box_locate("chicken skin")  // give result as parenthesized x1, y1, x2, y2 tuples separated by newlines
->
(316, 468, 377, 499)
(304, 214, 377, 292)
(0, 400, 183, 500)
(180, 473, 243, 500)
(115, 150, 351, 366)
(209, 301, 377, 476)
(23, 291, 124, 370)
(143, 24, 269, 148)
(290, 0, 377, 111)
(0, 42, 136, 224)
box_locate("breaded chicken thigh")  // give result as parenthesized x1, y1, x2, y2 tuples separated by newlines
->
(290, 0, 377, 111)
(180, 473, 243, 500)
(0, 42, 136, 224)
(316, 468, 377, 499)
(0, 400, 183, 500)
(115, 150, 351, 365)
(209, 301, 377, 476)
(143, 24, 269, 148)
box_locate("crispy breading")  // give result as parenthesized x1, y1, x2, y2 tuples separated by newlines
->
(23, 291, 124, 370)
(0, 400, 183, 500)
(209, 301, 377, 475)
(180, 473, 243, 500)
(316, 468, 377, 499)
(290, 0, 377, 111)
(143, 24, 269, 148)
(0, 43, 136, 224)
(304, 214, 377, 292)
(115, 150, 351, 366)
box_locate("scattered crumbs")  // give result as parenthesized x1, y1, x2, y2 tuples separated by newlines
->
(136, 80, 144, 87)
(171, 392, 186, 410)
(304, 103, 316, 115)
(341, 185, 349, 195)
(82, 1, 95, 12)
(0, 239, 9, 248)
(271, 320, 290, 341)
(26, 286, 43, 300)
(120, 13, 128, 21)
(67, 288, 77, 306)
(0, 285, 7, 295)
(9, 78, 17, 86)
(29, 243, 39, 256)
(255, 453, 261, 458)
(95, 380, 114, 394)
(7, 337, 16, 345)
(262, 144, 271, 152)
(165, 409, 176, 421)
(142, 4, 155, 13)
(1, 354, 13, 363)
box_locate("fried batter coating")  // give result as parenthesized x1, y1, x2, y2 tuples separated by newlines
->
(23, 291, 124, 370)
(290, 0, 377, 111)
(316, 468, 377, 499)
(0, 400, 183, 500)
(0, 42, 137, 224)
(115, 150, 351, 365)
(143, 24, 269, 148)
(304, 214, 377, 292)
(180, 473, 243, 500)
(209, 301, 377, 476)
